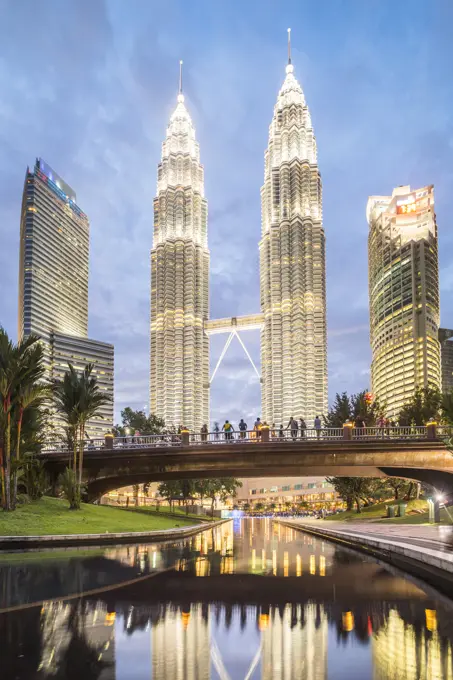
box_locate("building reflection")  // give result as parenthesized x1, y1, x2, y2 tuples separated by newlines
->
(2, 520, 453, 679)
(261, 604, 328, 680)
(372, 608, 453, 680)
(39, 600, 115, 679)
(151, 604, 210, 680)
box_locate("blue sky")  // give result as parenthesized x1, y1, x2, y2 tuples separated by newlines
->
(0, 0, 452, 426)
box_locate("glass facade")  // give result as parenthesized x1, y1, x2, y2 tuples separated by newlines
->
(367, 185, 441, 418)
(18, 158, 114, 436)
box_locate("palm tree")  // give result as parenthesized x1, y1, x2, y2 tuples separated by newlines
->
(53, 364, 82, 474)
(53, 363, 111, 502)
(0, 329, 45, 510)
(54, 363, 111, 488)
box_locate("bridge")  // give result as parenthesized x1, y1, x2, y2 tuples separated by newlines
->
(40, 425, 453, 500)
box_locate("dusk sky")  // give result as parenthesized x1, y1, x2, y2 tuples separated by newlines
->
(1, 1, 452, 427)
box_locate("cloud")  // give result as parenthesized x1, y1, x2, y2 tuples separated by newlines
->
(1, 1, 452, 427)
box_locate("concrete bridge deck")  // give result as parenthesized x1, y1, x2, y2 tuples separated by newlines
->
(39, 430, 453, 499)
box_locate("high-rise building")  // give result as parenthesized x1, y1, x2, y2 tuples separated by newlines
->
(50, 333, 114, 438)
(367, 185, 441, 417)
(439, 328, 453, 393)
(18, 158, 114, 436)
(150, 67, 210, 431)
(18, 158, 89, 366)
(259, 31, 328, 426)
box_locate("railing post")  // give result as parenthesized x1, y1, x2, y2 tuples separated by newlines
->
(343, 421, 353, 441)
(105, 433, 114, 450)
(261, 425, 270, 443)
(426, 420, 437, 441)
(181, 428, 190, 446)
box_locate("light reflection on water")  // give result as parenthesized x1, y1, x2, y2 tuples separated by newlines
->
(1, 518, 453, 679)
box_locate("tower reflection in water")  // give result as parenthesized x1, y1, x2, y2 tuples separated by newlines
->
(2, 519, 453, 679)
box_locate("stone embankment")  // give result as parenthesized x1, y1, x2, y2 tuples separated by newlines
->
(0, 519, 227, 550)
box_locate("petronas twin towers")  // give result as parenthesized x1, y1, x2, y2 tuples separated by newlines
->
(150, 34, 328, 430)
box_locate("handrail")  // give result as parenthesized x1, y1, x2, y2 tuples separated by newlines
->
(40, 424, 453, 455)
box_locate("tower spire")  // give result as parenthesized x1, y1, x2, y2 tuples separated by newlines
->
(287, 28, 291, 65)
(179, 59, 183, 94)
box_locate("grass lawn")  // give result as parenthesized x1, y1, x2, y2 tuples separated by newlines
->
(0, 496, 199, 536)
(124, 505, 215, 522)
(376, 507, 453, 525)
(325, 499, 430, 523)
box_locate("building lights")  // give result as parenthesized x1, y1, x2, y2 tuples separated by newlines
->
(260, 49, 328, 425)
(150, 75, 210, 431)
(367, 185, 441, 417)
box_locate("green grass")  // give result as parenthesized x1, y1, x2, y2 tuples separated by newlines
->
(376, 507, 453, 525)
(325, 499, 429, 523)
(123, 505, 215, 522)
(0, 496, 199, 536)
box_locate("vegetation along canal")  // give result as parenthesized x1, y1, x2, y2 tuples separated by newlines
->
(1, 518, 453, 679)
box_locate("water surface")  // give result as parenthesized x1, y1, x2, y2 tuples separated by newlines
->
(1, 518, 453, 679)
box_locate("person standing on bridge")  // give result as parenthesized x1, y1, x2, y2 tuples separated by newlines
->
(299, 418, 307, 438)
(213, 422, 220, 441)
(222, 420, 234, 441)
(254, 417, 262, 440)
(287, 416, 298, 441)
(278, 424, 284, 439)
(238, 419, 248, 439)
(314, 416, 322, 439)
(200, 423, 208, 442)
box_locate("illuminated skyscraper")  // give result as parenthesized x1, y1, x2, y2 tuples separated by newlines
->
(367, 185, 441, 417)
(18, 158, 114, 436)
(150, 64, 210, 430)
(259, 31, 328, 426)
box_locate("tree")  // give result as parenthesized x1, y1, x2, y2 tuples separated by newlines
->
(324, 390, 384, 428)
(180, 479, 195, 514)
(54, 363, 112, 498)
(386, 477, 409, 501)
(0, 329, 48, 510)
(324, 393, 351, 428)
(399, 387, 442, 426)
(157, 480, 182, 511)
(441, 390, 453, 425)
(326, 477, 375, 513)
(113, 407, 164, 436)
(255, 502, 265, 512)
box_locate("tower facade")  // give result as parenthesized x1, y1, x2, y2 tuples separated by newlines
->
(18, 158, 114, 437)
(260, 41, 328, 427)
(367, 185, 441, 417)
(150, 78, 210, 430)
(18, 158, 89, 363)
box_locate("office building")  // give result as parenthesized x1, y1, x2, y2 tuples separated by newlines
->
(18, 158, 114, 436)
(367, 185, 441, 418)
(259, 31, 328, 426)
(50, 333, 114, 437)
(439, 328, 453, 393)
(236, 477, 339, 508)
(150, 67, 210, 431)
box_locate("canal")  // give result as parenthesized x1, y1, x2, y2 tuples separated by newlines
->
(1, 518, 453, 679)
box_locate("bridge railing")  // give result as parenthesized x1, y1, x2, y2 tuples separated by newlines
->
(41, 424, 453, 455)
(351, 426, 428, 440)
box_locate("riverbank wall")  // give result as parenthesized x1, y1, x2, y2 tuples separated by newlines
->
(0, 519, 228, 551)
